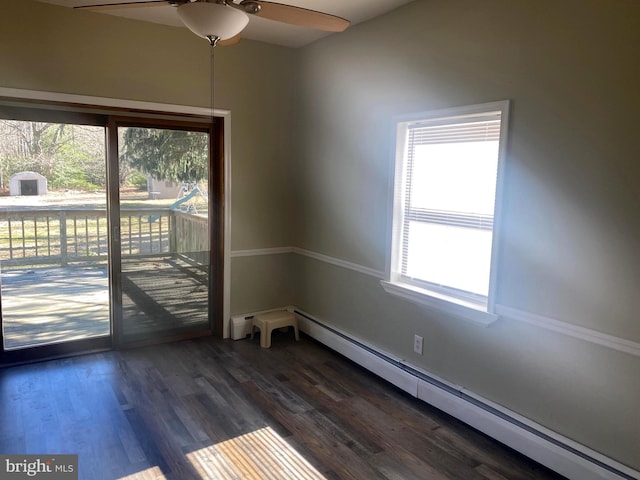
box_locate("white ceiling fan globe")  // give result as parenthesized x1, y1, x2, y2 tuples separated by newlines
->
(177, 2, 249, 42)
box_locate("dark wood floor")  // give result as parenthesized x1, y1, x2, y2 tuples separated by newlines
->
(0, 333, 566, 480)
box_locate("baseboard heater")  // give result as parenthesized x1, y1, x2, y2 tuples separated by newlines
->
(289, 308, 638, 480)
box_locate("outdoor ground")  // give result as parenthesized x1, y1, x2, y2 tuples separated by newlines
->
(0, 187, 171, 208)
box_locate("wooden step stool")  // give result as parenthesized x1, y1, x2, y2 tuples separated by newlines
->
(250, 310, 299, 348)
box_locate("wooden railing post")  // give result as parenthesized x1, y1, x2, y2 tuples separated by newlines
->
(169, 211, 177, 256)
(59, 211, 68, 267)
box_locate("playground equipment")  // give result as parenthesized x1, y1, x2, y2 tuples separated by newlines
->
(170, 182, 208, 214)
(150, 182, 207, 223)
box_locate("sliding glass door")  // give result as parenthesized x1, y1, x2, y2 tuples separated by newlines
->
(112, 121, 214, 344)
(0, 115, 111, 355)
(0, 106, 223, 362)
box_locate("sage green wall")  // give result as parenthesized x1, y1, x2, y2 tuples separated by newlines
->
(292, 0, 640, 470)
(3, 0, 639, 471)
(230, 254, 295, 314)
(0, 0, 296, 314)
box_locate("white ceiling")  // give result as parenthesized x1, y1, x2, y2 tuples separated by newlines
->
(35, 0, 414, 48)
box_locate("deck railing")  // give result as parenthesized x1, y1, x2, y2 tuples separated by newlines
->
(0, 208, 207, 267)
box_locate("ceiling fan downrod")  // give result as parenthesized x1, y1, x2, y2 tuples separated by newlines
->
(206, 34, 220, 47)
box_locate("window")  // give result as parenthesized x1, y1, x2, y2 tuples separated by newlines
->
(382, 101, 509, 325)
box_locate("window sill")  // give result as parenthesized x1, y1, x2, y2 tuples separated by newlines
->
(380, 280, 498, 326)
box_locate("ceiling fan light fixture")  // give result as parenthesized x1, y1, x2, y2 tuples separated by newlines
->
(177, 2, 249, 42)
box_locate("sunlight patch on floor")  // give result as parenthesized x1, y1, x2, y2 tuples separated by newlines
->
(187, 427, 327, 480)
(117, 465, 166, 480)
(116, 427, 326, 480)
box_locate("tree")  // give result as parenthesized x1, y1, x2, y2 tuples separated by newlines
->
(0, 121, 66, 180)
(0, 120, 105, 190)
(119, 128, 209, 184)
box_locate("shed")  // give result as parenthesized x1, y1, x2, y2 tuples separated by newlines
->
(9, 171, 48, 196)
(147, 176, 181, 200)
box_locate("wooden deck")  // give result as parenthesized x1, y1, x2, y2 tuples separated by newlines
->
(120, 258, 209, 342)
(1, 265, 110, 350)
(1, 259, 209, 350)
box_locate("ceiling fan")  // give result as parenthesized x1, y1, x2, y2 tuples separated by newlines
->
(75, 0, 350, 46)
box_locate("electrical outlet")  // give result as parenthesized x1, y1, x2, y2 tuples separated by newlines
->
(413, 334, 423, 354)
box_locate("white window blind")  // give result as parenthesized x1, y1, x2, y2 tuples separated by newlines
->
(399, 112, 503, 300)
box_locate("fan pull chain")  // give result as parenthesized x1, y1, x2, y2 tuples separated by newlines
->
(210, 40, 216, 161)
(210, 42, 215, 122)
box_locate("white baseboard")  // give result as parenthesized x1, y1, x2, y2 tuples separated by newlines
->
(286, 307, 639, 480)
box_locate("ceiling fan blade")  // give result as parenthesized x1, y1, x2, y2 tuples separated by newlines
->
(248, 1, 349, 32)
(218, 34, 242, 46)
(75, 1, 171, 11)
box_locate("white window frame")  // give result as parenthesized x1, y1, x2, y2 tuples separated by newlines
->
(381, 101, 510, 326)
